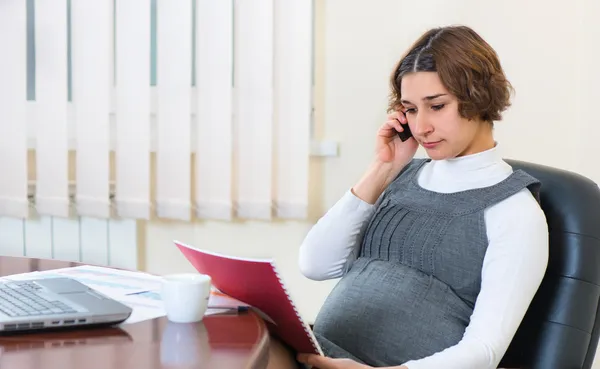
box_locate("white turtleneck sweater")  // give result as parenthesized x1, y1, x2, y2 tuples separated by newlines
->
(298, 145, 549, 369)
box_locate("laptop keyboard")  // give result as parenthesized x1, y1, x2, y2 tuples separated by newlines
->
(0, 281, 77, 317)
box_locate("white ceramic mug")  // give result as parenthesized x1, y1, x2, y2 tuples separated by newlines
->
(160, 273, 212, 323)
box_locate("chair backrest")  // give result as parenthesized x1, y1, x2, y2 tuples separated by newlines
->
(499, 159, 600, 369)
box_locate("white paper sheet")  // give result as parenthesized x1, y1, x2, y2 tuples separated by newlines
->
(3, 266, 163, 324)
(3, 265, 161, 297)
(116, 292, 166, 324)
(1, 266, 249, 325)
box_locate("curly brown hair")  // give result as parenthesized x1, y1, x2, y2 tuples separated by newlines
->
(388, 25, 514, 123)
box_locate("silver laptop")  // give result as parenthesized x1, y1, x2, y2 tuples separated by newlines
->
(0, 277, 132, 332)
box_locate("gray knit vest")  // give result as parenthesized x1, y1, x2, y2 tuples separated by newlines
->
(312, 158, 541, 367)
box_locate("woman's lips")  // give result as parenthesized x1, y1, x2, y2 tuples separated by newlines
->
(422, 140, 442, 149)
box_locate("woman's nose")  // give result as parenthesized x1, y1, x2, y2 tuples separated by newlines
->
(413, 113, 434, 136)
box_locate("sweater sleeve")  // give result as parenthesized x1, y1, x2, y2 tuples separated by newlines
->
(298, 190, 378, 281)
(402, 188, 549, 369)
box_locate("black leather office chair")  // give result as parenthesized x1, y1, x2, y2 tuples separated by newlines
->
(499, 160, 600, 369)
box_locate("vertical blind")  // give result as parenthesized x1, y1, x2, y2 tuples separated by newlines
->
(0, 1, 28, 219)
(0, 0, 314, 222)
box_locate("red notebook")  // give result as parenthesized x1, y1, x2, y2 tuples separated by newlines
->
(174, 240, 323, 356)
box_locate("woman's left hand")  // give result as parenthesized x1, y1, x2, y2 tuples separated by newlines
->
(297, 354, 372, 369)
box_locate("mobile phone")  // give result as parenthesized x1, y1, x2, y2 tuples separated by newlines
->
(396, 122, 412, 142)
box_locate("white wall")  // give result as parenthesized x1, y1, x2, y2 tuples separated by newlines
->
(142, 0, 600, 324)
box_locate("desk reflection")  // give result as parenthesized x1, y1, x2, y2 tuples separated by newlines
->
(160, 321, 210, 367)
(0, 326, 132, 353)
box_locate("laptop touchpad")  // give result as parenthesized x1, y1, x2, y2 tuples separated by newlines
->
(37, 278, 89, 294)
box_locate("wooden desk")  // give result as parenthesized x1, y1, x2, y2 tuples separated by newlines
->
(0, 256, 270, 369)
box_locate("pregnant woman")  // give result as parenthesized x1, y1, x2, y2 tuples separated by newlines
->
(296, 25, 548, 369)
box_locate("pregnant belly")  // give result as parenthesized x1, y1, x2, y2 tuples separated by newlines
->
(313, 257, 471, 367)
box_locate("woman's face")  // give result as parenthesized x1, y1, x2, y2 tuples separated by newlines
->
(399, 71, 495, 160)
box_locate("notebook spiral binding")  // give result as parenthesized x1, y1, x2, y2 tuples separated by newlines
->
(271, 263, 324, 356)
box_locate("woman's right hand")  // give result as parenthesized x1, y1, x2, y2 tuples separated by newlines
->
(376, 111, 418, 168)
(351, 111, 418, 204)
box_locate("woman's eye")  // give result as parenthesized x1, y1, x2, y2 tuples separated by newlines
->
(404, 108, 416, 114)
(431, 104, 445, 111)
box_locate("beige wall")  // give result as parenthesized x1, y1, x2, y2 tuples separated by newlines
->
(141, 0, 600, 324)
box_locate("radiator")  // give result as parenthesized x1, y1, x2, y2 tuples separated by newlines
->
(0, 215, 138, 270)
